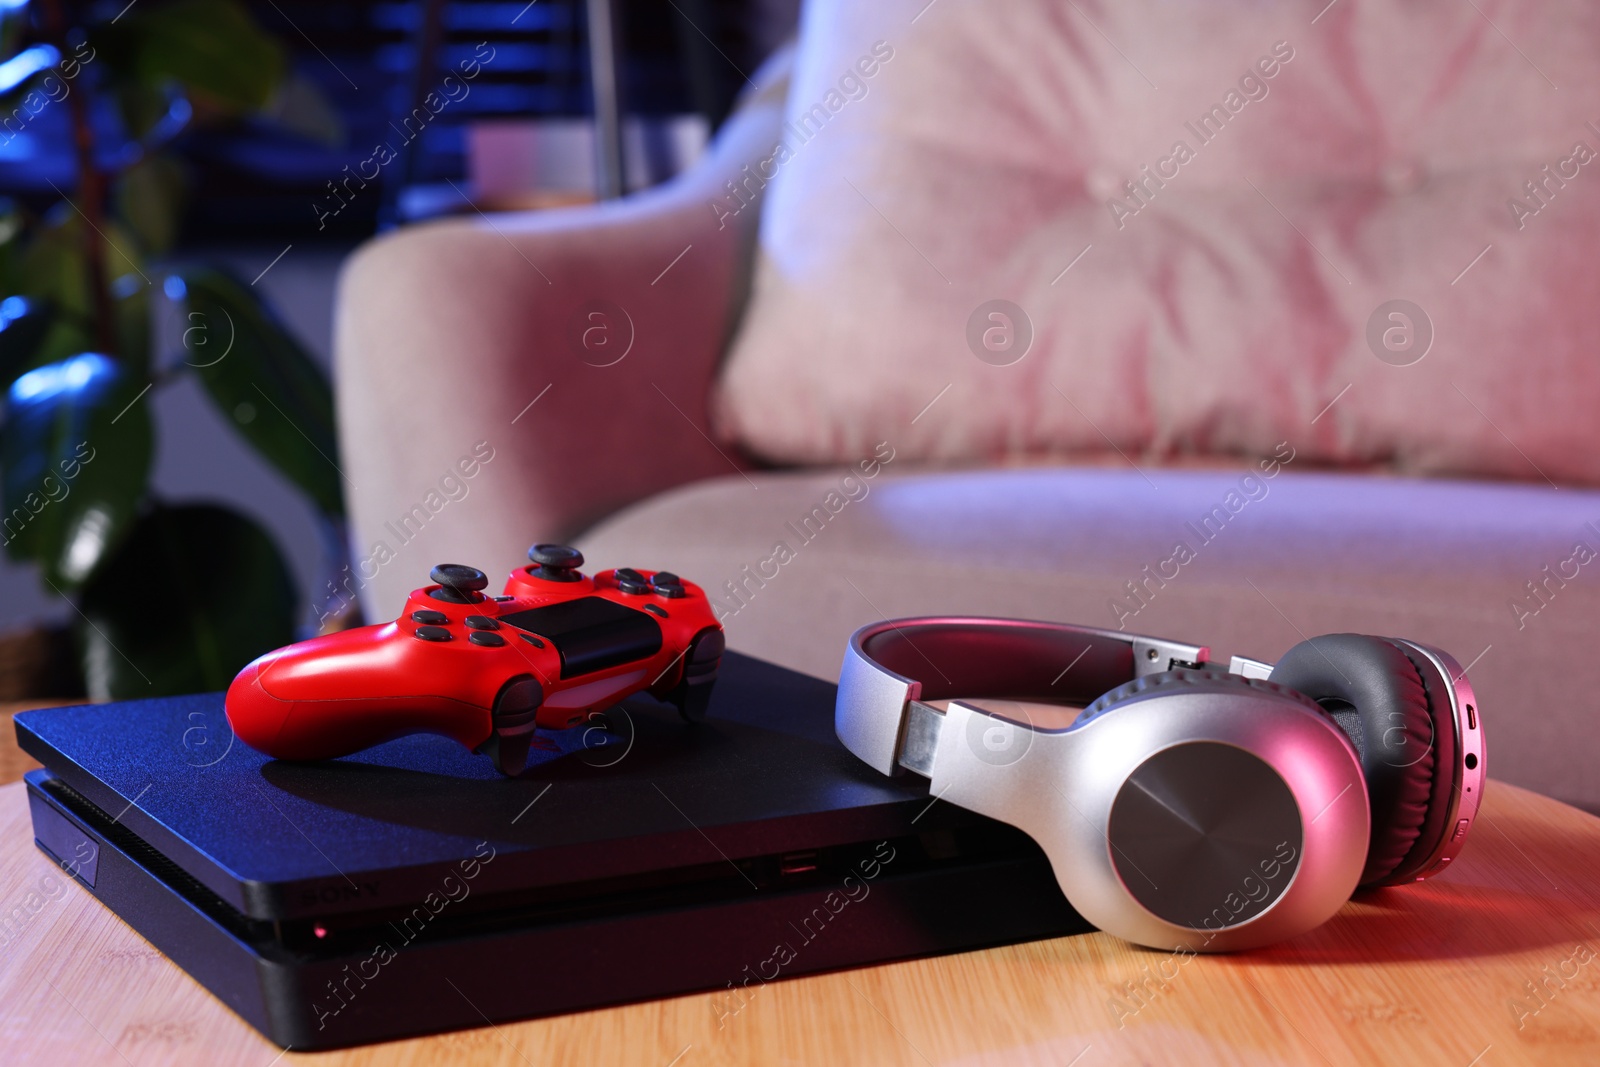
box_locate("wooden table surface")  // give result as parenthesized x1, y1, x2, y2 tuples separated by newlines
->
(3, 703, 1600, 1066)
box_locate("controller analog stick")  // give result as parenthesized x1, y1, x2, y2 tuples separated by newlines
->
(430, 564, 488, 603)
(527, 543, 584, 583)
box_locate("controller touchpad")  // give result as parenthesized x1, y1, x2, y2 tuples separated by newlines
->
(500, 599, 664, 678)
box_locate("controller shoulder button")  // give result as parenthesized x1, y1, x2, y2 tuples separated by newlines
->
(411, 610, 448, 625)
(464, 616, 501, 630)
(414, 626, 452, 642)
(468, 631, 507, 647)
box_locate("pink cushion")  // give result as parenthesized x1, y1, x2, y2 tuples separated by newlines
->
(713, 0, 1600, 483)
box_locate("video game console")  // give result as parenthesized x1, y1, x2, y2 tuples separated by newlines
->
(225, 545, 724, 775)
(17, 652, 1084, 1049)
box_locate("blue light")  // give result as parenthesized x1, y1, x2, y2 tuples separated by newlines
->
(0, 131, 35, 162)
(0, 44, 60, 97)
(9, 353, 116, 404)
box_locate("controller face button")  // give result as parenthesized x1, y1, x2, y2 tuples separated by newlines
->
(617, 579, 650, 595)
(411, 610, 448, 625)
(468, 631, 507, 647)
(464, 616, 501, 630)
(414, 626, 452, 642)
(518, 633, 546, 648)
(643, 604, 668, 618)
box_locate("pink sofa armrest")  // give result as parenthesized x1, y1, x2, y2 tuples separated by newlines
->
(333, 60, 788, 619)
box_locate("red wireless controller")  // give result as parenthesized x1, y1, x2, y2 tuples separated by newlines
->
(225, 544, 725, 775)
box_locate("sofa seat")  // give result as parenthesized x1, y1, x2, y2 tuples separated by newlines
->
(579, 465, 1600, 811)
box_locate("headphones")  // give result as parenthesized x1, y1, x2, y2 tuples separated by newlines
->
(835, 618, 1485, 951)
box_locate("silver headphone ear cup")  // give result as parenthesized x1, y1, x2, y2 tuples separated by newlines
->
(931, 679, 1370, 951)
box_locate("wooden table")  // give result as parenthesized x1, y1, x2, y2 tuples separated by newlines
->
(2, 718, 1600, 1065)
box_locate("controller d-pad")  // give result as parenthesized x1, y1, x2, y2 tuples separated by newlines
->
(411, 610, 448, 625)
(469, 631, 506, 647)
(414, 626, 452, 642)
(615, 568, 644, 583)
(464, 616, 500, 630)
(617, 579, 650, 595)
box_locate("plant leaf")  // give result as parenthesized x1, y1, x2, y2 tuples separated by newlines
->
(130, 0, 286, 113)
(12, 315, 94, 382)
(114, 274, 151, 378)
(169, 266, 343, 517)
(76, 503, 298, 698)
(19, 206, 146, 318)
(0, 295, 54, 388)
(112, 79, 177, 140)
(0, 352, 153, 588)
(115, 152, 187, 256)
(0, 5, 32, 66)
(260, 71, 344, 146)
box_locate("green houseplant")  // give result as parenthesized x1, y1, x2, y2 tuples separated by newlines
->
(0, 0, 348, 699)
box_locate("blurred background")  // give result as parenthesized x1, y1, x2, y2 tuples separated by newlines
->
(0, 0, 797, 699)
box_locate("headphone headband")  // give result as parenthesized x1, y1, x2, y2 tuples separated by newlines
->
(836, 617, 1212, 775)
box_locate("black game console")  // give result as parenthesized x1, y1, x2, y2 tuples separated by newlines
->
(16, 652, 1086, 1049)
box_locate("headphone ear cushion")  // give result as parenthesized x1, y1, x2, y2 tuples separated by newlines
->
(1075, 668, 1323, 729)
(1268, 634, 1437, 886)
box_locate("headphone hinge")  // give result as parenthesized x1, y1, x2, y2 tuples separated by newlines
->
(898, 700, 944, 777)
(1228, 655, 1275, 680)
(1131, 637, 1211, 677)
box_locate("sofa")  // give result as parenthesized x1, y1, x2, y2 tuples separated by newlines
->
(334, 1, 1600, 811)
